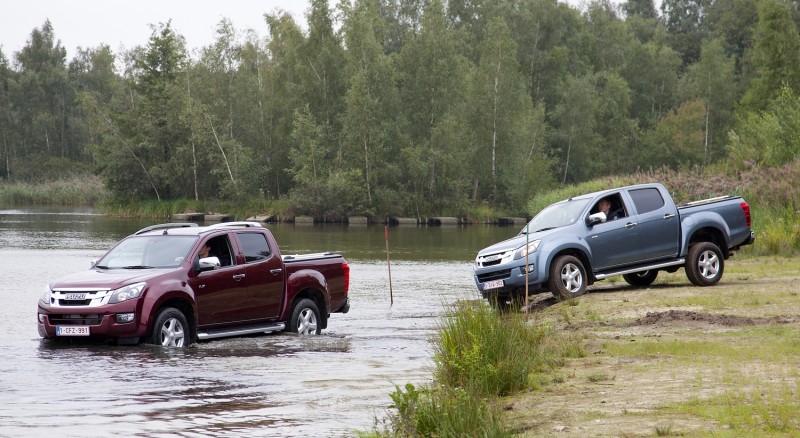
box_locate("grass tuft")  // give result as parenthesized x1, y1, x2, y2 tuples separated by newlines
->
(0, 175, 108, 205)
(364, 302, 584, 437)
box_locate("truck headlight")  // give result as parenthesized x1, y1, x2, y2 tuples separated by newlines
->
(108, 282, 147, 304)
(515, 240, 541, 259)
(41, 285, 52, 304)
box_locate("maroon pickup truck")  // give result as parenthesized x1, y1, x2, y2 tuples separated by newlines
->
(37, 222, 350, 347)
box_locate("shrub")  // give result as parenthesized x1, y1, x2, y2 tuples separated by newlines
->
(366, 383, 507, 438)
(0, 175, 107, 205)
(433, 303, 551, 397)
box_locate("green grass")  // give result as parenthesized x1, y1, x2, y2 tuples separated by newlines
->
(363, 383, 508, 438)
(363, 302, 585, 437)
(603, 335, 794, 363)
(0, 175, 108, 205)
(662, 386, 800, 436)
(97, 196, 292, 220)
(434, 303, 558, 397)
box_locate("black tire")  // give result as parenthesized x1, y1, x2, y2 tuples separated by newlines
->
(623, 270, 658, 287)
(487, 292, 524, 312)
(487, 292, 511, 312)
(148, 307, 189, 347)
(686, 242, 724, 286)
(289, 298, 322, 335)
(548, 255, 587, 301)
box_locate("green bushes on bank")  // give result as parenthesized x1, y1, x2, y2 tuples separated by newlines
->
(96, 197, 292, 221)
(364, 303, 584, 437)
(0, 175, 107, 205)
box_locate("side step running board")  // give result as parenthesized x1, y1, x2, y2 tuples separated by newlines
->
(197, 322, 286, 340)
(594, 259, 685, 280)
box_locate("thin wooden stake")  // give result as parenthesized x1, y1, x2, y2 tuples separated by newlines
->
(385, 225, 394, 306)
(525, 222, 530, 314)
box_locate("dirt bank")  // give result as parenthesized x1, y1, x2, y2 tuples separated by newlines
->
(504, 257, 800, 437)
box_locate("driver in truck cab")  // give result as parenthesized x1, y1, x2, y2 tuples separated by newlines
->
(596, 197, 623, 221)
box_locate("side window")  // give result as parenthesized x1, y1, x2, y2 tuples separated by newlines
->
(201, 235, 235, 267)
(238, 232, 272, 263)
(629, 188, 665, 214)
(590, 193, 627, 221)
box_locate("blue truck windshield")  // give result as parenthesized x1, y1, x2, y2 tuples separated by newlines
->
(520, 198, 592, 234)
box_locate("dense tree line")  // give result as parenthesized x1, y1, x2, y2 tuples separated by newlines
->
(1, 0, 799, 218)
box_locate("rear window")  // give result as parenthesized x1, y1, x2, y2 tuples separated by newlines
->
(629, 188, 665, 214)
(238, 232, 271, 263)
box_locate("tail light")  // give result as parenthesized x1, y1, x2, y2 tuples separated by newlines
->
(342, 262, 350, 293)
(740, 202, 751, 228)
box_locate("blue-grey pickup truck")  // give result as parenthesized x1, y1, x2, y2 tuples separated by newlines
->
(474, 183, 755, 308)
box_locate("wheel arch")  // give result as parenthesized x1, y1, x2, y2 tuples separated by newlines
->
(289, 288, 328, 329)
(544, 247, 594, 285)
(687, 226, 728, 257)
(150, 297, 196, 343)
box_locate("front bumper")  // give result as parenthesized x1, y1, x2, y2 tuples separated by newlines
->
(474, 259, 541, 297)
(37, 302, 146, 340)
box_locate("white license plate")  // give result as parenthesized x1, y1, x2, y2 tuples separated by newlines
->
(483, 280, 504, 290)
(56, 326, 90, 336)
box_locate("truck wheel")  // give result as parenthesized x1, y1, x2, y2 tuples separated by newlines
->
(289, 299, 322, 335)
(549, 255, 587, 300)
(686, 242, 724, 286)
(487, 293, 511, 312)
(487, 292, 524, 312)
(148, 307, 189, 347)
(623, 270, 658, 287)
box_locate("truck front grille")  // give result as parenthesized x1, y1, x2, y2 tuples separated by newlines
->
(476, 250, 514, 268)
(48, 314, 103, 326)
(49, 290, 110, 308)
(477, 270, 511, 283)
(59, 298, 93, 306)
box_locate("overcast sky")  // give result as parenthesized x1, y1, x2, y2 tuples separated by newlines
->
(2, 0, 311, 60)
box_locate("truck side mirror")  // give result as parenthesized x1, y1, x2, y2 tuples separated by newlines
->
(587, 212, 607, 226)
(196, 256, 221, 272)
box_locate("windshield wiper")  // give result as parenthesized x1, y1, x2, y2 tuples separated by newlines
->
(534, 227, 558, 233)
(122, 265, 154, 269)
(94, 265, 109, 270)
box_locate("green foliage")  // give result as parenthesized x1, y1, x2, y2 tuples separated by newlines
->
(289, 105, 327, 186)
(366, 299, 585, 437)
(747, 207, 800, 256)
(674, 387, 800, 434)
(433, 302, 581, 397)
(740, 0, 800, 111)
(3, 0, 800, 221)
(729, 86, 800, 168)
(0, 175, 107, 205)
(97, 195, 290, 221)
(287, 169, 366, 221)
(366, 383, 507, 438)
(527, 176, 634, 215)
(680, 38, 736, 163)
(660, 0, 710, 65)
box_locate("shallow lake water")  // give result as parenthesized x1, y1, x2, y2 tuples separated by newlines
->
(0, 207, 516, 437)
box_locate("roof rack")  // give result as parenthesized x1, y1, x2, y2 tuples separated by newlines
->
(206, 221, 264, 229)
(135, 223, 198, 235)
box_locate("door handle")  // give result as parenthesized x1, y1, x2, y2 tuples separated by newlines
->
(270, 268, 283, 276)
(663, 213, 676, 220)
(625, 222, 637, 228)
(232, 274, 245, 281)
